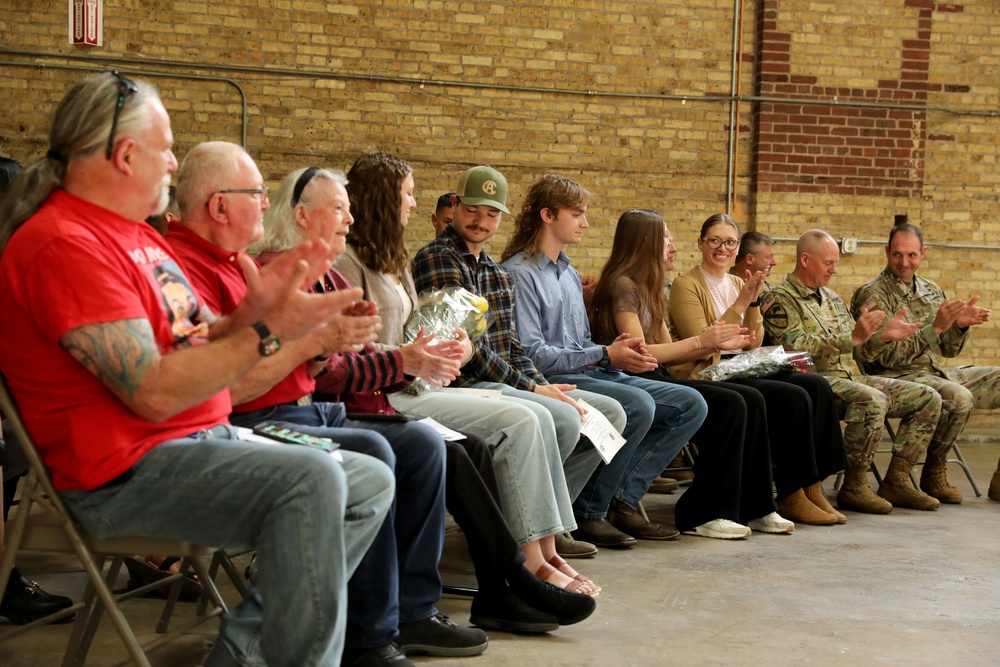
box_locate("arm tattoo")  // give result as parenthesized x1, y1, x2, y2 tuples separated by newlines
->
(61, 319, 159, 400)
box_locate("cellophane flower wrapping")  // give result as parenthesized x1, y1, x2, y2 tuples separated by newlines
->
(403, 287, 495, 394)
(697, 345, 815, 382)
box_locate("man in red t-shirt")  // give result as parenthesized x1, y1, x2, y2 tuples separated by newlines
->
(0, 73, 394, 667)
(169, 141, 490, 666)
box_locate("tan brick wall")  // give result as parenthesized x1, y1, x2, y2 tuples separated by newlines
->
(2, 0, 999, 370)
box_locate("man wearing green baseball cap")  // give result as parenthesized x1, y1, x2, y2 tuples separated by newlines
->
(454, 165, 510, 213)
(412, 166, 637, 570)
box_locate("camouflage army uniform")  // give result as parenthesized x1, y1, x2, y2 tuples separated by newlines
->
(762, 272, 942, 468)
(851, 266, 1000, 454)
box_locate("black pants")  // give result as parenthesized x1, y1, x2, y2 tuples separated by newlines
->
(637, 370, 775, 531)
(445, 433, 526, 595)
(772, 372, 849, 482)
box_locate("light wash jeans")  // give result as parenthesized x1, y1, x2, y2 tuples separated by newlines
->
(61, 424, 394, 667)
(548, 367, 709, 515)
(388, 386, 592, 545)
(472, 382, 623, 501)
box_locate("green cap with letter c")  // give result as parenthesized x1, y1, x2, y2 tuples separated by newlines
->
(455, 165, 509, 213)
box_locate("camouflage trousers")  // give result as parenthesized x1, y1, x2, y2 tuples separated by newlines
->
(826, 375, 942, 467)
(889, 366, 1000, 454)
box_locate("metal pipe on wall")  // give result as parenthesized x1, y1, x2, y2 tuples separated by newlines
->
(1, 48, 997, 118)
(0, 59, 249, 148)
(725, 0, 743, 215)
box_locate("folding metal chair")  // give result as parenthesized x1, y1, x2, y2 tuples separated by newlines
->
(834, 417, 982, 496)
(883, 419, 982, 497)
(0, 376, 228, 666)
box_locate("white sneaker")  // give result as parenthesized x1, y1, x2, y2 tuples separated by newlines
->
(682, 518, 752, 539)
(748, 512, 795, 534)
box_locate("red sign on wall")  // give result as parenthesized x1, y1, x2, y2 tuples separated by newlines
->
(69, 0, 103, 46)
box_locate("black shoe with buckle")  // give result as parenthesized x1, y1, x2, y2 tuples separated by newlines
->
(396, 612, 488, 657)
(0, 567, 75, 625)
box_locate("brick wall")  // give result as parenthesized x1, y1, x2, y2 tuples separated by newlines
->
(2, 0, 999, 369)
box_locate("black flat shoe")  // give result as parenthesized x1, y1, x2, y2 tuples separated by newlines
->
(470, 589, 559, 634)
(1, 568, 75, 625)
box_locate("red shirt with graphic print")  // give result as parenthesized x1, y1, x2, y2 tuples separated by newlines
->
(0, 190, 230, 490)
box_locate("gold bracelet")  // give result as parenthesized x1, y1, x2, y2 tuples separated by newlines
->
(694, 335, 702, 350)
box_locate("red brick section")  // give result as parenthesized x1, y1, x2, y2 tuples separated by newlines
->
(751, 0, 964, 199)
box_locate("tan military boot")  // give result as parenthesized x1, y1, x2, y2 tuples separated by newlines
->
(878, 456, 940, 510)
(777, 488, 838, 525)
(989, 463, 1000, 502)
(806, 481, 847, 524)
(919, 452, 962, 504)
(836, 465, 892, 514)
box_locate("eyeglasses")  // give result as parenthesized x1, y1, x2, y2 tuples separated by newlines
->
(105, 71, 139, 160)
(206, 185, 269, 206)
(702, 237, 740, 250)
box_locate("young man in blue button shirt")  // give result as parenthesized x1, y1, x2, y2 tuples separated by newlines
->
(500, 174, 708, 543)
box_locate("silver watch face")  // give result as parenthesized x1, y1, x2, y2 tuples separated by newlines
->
(260, 336, 281, 357)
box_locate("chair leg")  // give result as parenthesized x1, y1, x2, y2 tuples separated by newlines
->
(155, 558, 189, 634)
(947, 443, 982, 497)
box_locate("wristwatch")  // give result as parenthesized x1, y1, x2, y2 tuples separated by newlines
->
(597, 346, 611, 368)
(252, 322, 281, 357)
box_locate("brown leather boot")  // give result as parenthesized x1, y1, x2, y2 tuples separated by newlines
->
(878, 456, 940, 511)
(776, 488, 838, 525)
(989, 465, 1000, 502)
(663, 453, 693, 482)
(607, 499, 679, 540)
(919, 451, 962, 504)
(805, 481, 847, 524)
(836, 464, 892, 514)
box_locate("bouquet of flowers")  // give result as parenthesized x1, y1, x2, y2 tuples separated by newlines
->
(697, 345, 814, 382)
(403, 287, 495, 394)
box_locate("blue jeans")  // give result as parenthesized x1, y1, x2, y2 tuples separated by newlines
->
(61, 424, 393, 667)
(230, 403, 447, 649)
(549, 367, 708, 516)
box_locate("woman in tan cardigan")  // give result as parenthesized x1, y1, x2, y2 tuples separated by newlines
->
(668, 213, 849, 525)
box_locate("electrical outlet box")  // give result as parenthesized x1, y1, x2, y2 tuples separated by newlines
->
(841, 237, 858, 254)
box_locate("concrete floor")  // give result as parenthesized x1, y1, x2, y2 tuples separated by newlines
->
(1, 440, 998, 667)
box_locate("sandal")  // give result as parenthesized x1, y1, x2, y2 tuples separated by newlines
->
(124, 555, 203, 601)
(548, 555, 602, 594)
(534, 561, 600, 598)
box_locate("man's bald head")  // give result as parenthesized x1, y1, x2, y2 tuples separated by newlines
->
(796, 229, 836, 264)
(175, 141, 269, 252)
(175, 141, 249, 221)
(794, 229, 840, 289)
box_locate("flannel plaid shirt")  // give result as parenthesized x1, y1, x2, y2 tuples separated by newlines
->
(411, 225, 547, 390)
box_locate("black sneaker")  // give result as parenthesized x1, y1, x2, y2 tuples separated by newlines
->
(508, 565, 597, 626)
(470, 589, 559, 634)
(396, 612, 488, 657)
(341, 643, 414, 667)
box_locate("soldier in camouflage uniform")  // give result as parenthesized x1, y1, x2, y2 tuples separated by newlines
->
(762, 230, 943, 514)
(731, 231, 777, 295)
(851, 223, 1000, 503)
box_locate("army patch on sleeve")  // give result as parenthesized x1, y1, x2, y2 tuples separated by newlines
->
(760, 294, 775, 313)
(763, 300, 787, 327)
(863, 296, 877, 311)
